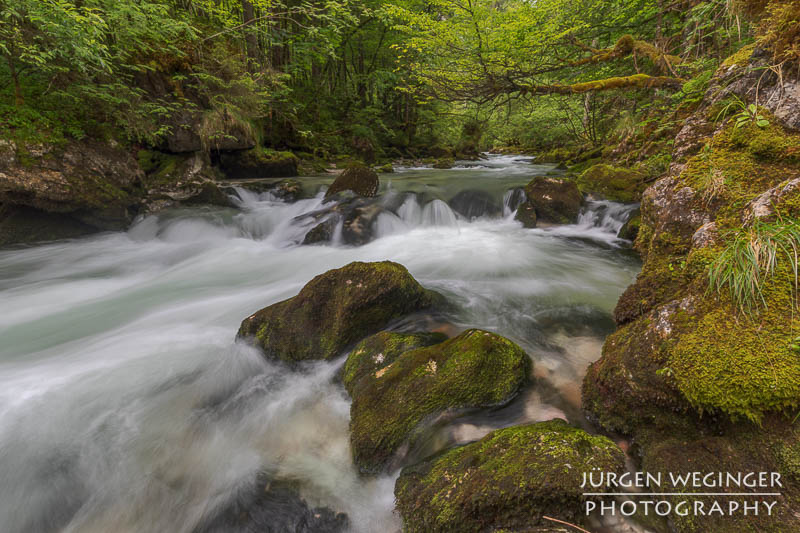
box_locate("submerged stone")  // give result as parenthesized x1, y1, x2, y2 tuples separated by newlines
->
(237, 261, 442, 363)
(394, 419, 625, 532)
(194, 474, 349, 533)
(448, 189, 500, 219)
(349, 329, 530, 473)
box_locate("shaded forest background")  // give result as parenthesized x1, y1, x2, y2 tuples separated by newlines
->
(1, 0, 797, 168)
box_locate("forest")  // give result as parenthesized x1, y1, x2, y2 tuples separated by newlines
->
(2, 0, 790, 165)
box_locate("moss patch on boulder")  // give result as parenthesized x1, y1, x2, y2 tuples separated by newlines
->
(577, 163, 647, 202)
(514, 202, 537, 228)
(349, 329, 530, 473)
(522, 176, 584, 224)
(432, 157, 455, 169)
(237, 261, 442, 363)
(394, 419, 625, 533)
(325, 163, 379, 198)
(342, 331, 447, 395)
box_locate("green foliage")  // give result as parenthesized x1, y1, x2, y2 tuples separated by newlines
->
(708, 219, 800, 314)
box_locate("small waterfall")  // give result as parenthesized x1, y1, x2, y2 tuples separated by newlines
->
(374, 212, 409, 238)
(397, 195, 422, 226)
(577, 201, 637, 236)
(421, 199, 459, 226)
(502, 187, 527, 217)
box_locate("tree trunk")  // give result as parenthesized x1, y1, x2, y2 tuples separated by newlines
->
(241, 0, 260, 71)
(7, 55, 23, 106)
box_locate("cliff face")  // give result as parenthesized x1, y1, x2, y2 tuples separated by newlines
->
(583, 47, 800, 532)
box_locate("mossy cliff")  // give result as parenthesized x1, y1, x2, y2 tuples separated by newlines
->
(394, 419, 625, 533)
(582, 49, 800, 532)
(347, 329, 530, 473)
(237, 261, 442, 363)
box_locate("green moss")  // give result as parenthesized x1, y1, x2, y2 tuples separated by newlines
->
(342, 331, 447, 395)
(394, 419, 625, 532)
(577, 163, 647, 202)
(349, 329, 530, 473)
(137, 149, 186, 188)
(721, 43, 756, 68)
(670, 263, 800, 422)
(238, 261, 442, 363)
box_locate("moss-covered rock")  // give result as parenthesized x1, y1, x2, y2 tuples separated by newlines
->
(432, 157, 455, 169)
(577, 163, 647, 202)
(325, 163, 379, 199)
(342, 331, 447, 395)
(349, 329, 530, 473)
(514, 202, 537, 228)
(377, 163, 394, 173)
(394, 419, 625, 533)
(218, 148, 299, 180)
(522, 176, 583, 224)
(237, 261, 442, 363)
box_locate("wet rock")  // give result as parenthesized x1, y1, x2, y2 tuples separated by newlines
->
(0, 204, 98, 246)
(394, 419, 624, 532)
(618, 208, 641, 241)
(349, 329, 530, 473)
(576, 163, 647, 202)
(138, 151, 233, 211)
(377, 163, 394, 173)
(325, 164, 379, 199)
(195, 474, 349, 533)
(342, 331, 448, 395)
(238, 261, 442, 363)
(158, 109, 203, 153)
(514, 202, 537, 228)
(300, 196, 384, 246)
(448, 189, 500, 219)
(225, 179, 304, 203)
(522, 176, 583, 224)
(218, 148, 299, 180)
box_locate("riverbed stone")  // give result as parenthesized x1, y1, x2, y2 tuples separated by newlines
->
(324, 163, 379, 199)
(522, 176, 583, 224)
(394, 419, 625, 532)
(238, 261, 442, 363)
(194, 474, 349, 533)
(514, 202, 537, 228)
(448, 189, 500, 219)
(349, 329, 530, 473)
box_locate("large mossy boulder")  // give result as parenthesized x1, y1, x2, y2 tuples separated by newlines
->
(0, 139, 144, 245)
(394, 419, 625, 533)
(218, 148, 299, 180)
(576, 163, 647, 202)
(325, 164, 379, 199)
(342, 331, 447, 395)
(522, 176, 583, 224)
(238, 261, 442, 363)
(348, 329, 530, 473)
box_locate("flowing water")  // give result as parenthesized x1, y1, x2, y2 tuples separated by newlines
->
(0, 154, 641, 533)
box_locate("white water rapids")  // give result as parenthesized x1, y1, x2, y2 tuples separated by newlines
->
(0, 155, 640, 532)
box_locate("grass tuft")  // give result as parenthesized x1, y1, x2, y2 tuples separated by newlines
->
(708, 219, 800, 314)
